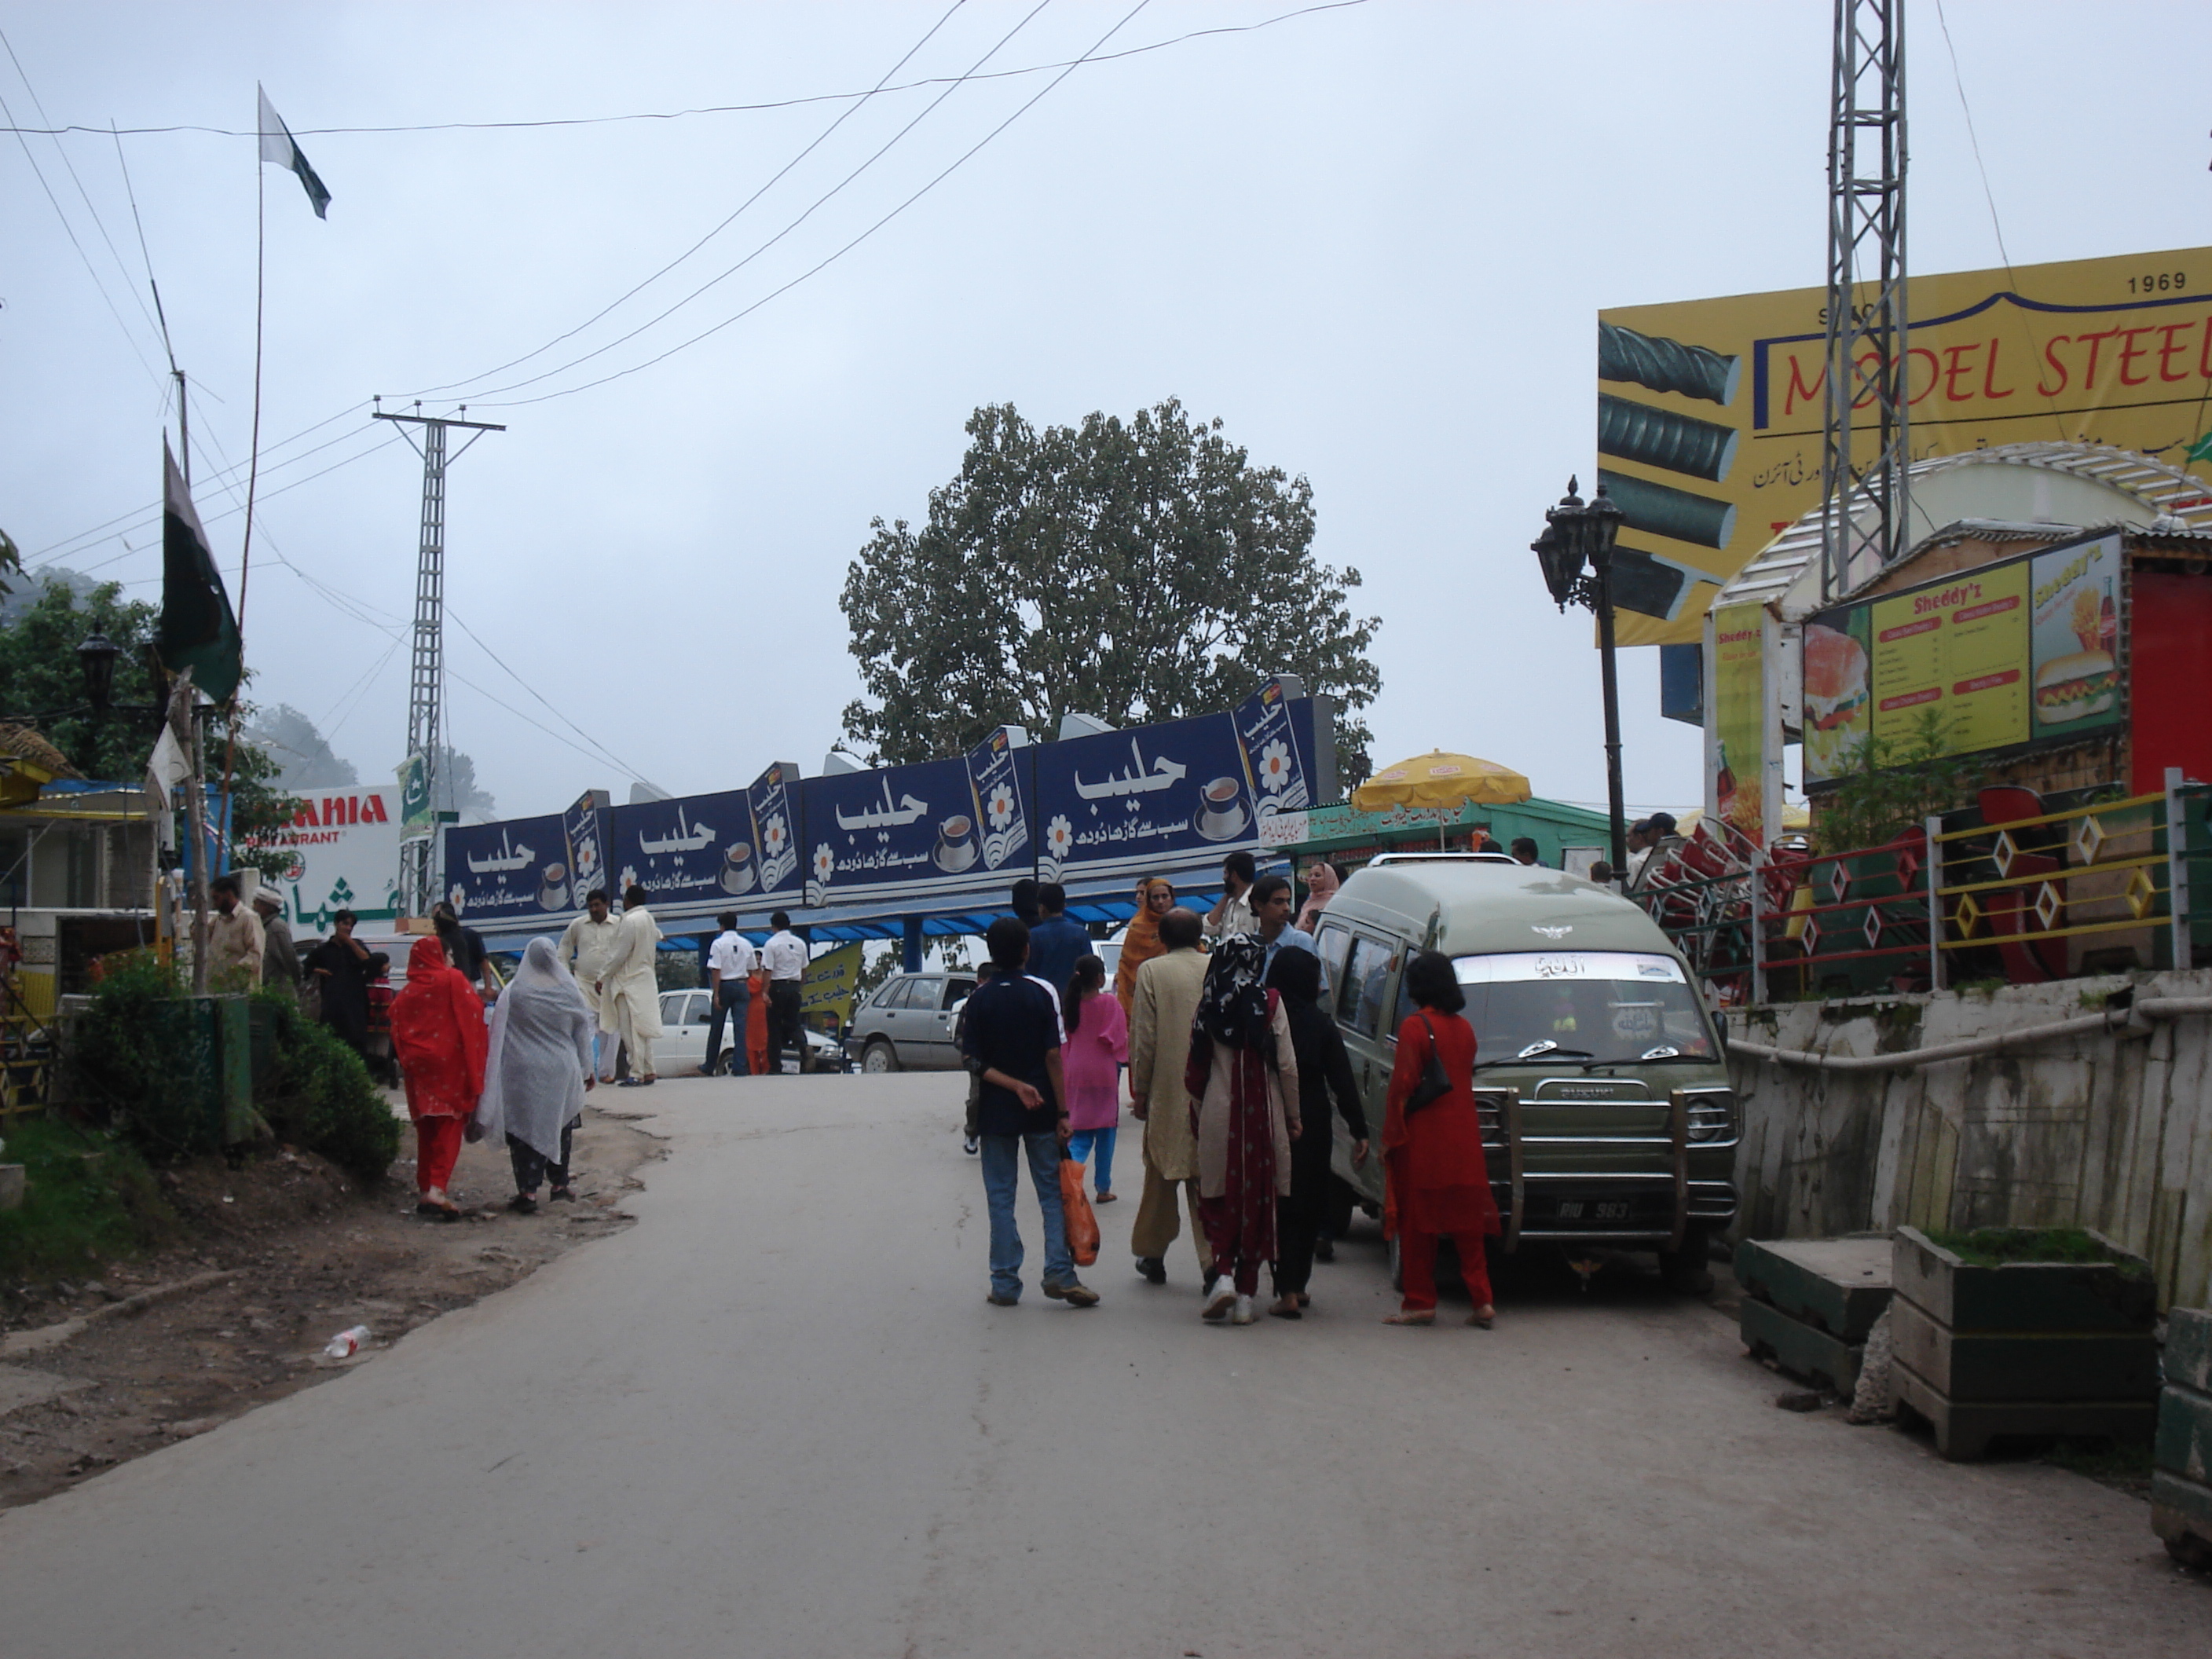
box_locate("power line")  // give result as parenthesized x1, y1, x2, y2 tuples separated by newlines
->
(0, 5, 1369, 139)
(406, 0, 972, 397)
(478, 0, 1157, 409)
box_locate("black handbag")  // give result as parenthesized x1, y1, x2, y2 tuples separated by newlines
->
(1404, 1013, 1452, 1116)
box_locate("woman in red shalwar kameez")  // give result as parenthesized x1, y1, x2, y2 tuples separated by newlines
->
(1382, 950, 1500, 1328)
(391, 935, 489, 1219)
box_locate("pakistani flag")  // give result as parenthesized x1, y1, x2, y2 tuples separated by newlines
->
(156, 438, 243, 705)
(258, 85, 331, 219)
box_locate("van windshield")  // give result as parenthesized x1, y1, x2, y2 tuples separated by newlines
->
(1453, 951, 1715, 1065)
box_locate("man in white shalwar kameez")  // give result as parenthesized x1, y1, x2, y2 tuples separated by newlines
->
(602, 884, 665, 1086)
(557, 888, 626, 1081)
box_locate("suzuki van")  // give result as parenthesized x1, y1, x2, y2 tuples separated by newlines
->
(1311, 854, 1735, 1290)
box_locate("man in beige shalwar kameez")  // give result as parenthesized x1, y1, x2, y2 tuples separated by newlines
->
(600, 884, 665, 1086)
(1126, 906, 1213, 1286)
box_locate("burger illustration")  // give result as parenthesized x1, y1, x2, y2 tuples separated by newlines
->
(2034, 648, 2116, 723)
(1803, 622, 1870, 775)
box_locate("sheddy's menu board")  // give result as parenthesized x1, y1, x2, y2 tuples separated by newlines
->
(1804, 530, 2124, 786)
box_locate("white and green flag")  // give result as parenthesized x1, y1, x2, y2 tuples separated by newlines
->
(257, 84, 331, 218)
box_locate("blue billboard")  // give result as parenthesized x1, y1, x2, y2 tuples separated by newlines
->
(607, 787, 758, 910)
(443, 813, 575, 924)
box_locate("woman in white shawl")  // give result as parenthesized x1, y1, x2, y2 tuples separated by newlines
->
(475, 937, 596, 1214)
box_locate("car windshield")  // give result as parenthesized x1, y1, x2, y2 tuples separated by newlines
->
(1454, 950, 1715, 1065)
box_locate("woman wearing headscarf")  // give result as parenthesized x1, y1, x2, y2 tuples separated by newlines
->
(1263, 948, 1368, 1318)
(1113, 876, 1176, 1015)
(475, 938, 596, 1214)
(1182, 936, 1298, 1326)
(1382, 950, 1499, 1328)
(390, 935, 489, 1220)
(1295, 860, 1342, 935)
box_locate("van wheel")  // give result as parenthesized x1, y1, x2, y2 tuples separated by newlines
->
(861, 1041, 899, 1075)
(1326, 1176, 1358, 1239)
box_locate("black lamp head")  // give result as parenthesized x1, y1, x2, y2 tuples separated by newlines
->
(78, 630, 120, 712)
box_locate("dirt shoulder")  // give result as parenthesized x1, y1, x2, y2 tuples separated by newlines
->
(0, 1103, 661, 1509)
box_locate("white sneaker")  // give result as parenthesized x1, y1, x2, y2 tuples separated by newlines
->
(1202, 1276, 1236, 1321)
(1231, 1295, 1255, 1325)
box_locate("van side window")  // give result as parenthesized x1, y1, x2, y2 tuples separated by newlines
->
(1313, 923, 1353, 1000)
(1339, 934, 1396, 1039)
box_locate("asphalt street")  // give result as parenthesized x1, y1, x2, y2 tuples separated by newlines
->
(0, 1071, 2201, 1657)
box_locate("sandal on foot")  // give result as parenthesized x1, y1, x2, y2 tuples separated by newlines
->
(1467, 1309, 1496, 1329)
(1267, 1296, 1303, 1320)
(1383, 1310, 1435, 1326)
(507, 1193, 539, 1214)
(1093, 1191, 1117, 1204)
(549, 1186, 576, 1203)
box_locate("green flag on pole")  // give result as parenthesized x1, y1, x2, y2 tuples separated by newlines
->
(156, 438, 242, 703)
(257, 84, 331, 219)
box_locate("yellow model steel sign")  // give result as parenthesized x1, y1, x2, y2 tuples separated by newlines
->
(1597, 247, 2212, 646)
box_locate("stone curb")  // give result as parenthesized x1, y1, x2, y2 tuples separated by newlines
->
(1, 1269, 242, 1361)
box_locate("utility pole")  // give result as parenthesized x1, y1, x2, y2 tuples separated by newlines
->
(372, 402, 506, 914)
(1818, 0, 1910, 602)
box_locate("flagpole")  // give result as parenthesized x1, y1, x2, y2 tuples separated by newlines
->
(222, 124, 268, 812)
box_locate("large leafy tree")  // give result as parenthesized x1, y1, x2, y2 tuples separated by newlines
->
(840, 400, 1380, 782)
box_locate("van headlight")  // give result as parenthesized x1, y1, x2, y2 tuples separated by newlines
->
(1684, 1092, 1735, 1142)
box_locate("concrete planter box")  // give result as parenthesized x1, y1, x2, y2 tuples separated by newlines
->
(2153, 1308, 2212, 1569)
(1887, 1225, 2161, 1459)
(1736, 1235, 1893, 1396)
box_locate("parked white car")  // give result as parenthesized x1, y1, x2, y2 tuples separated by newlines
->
(654, 988, 848, 1074)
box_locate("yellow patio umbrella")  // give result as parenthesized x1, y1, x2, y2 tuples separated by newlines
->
(1351, 750, 1531, 813)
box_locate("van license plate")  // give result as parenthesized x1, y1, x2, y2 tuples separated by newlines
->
(1553, 1199, 1635, 1222)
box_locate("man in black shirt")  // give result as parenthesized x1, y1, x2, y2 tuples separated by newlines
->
(960, 917, 1099, 1309)
(431, 899, 498, 1002)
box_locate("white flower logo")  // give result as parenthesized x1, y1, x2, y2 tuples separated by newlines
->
(764, 813, 787, 856)
(619, 866, 639, 893)
(1257, 740, 1293, 794)
(812, 844, 835, 885)
(447, 884, 465, 914)
(1046, 815, 1073, 861)
(987, 782, 1016, 832)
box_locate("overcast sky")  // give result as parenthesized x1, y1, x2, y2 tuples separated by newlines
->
(5, 2, 2203, 821)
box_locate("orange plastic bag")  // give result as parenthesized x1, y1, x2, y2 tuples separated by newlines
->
(1059, 1158, 1100, 1266)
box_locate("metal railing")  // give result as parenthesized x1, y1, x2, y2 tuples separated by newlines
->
(1634, 768, 2211, 1002)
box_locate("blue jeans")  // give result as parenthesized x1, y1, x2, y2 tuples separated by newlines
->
(980, 1131, 1073, 1300)
(1066, 1126, 1117, 1196)
(706, 981, 751, 1075)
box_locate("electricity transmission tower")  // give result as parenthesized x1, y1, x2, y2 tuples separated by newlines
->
(372, 402, 506, 914)
(1819, 0, 1910, 601)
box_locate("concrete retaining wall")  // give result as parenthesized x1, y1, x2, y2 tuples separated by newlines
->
(1723, 969, 2212, 1310)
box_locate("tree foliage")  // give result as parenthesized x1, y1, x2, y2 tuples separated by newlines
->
(1812, 708, 1980, 853)
(840, 400, 1380, 783)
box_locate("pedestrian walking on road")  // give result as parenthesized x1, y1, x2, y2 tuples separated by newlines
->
(1126, 906, 1211, 1287)
(431, 899, 500, 1003)
(1203, 851, 1258, 943)
(1382, 950, 1499, 1328)
(1185, 936, 1299, 1326)
(556, 888, 624, 1081)
(1060, 954, 1127, 1203)
(1024, 881, 1091, 1004)
(1263, 948, 1368, 1318)
(960, 917, 1098, 1308)
(1294, 859, 1341, 934)
(601, 885, 665, 1086)
(1112, 876, 1175, 1015)
(760, 911, 808, 1075)
(305, 909, 372, 1057)
(955, 962, 998, 1155)
(364, 952, 397, 1086)
(255, 890, 299, 1002)
(207, 873, 263, 989)
(701, 912, 756, 1076)
(476, 938, 595, 1214)
(745, 965, 771, 1079)
(1247, 873, 1315, 972)
(390, 936, 489, 1220)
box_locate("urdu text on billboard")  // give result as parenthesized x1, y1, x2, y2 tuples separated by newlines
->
(251, 786, 401, 932)
(1598, 247, 2212, 646)
(1803, 530, 2123, 788)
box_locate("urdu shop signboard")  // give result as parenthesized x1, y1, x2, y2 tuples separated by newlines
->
(1599, 246, 2212, 646)
(250, 785, 401, 932)
(1803, 530, 2123, 788)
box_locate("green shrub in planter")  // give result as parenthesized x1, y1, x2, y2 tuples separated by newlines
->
(248, 993, 401, 1185)
(59, 952, 225, 1159)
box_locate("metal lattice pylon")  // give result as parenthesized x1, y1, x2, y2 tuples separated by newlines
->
(1819, 0, 1909, 601)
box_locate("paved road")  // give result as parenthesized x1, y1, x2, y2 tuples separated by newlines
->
(2, 1073, 2201, 1656)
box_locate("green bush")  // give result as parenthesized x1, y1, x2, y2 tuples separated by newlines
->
(59, 950, 223, 1159)
(250, 994, 401, 1185)
(0, 1117, 175, 1282)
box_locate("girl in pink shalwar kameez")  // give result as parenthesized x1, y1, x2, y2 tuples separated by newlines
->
(1060, 954, 1128, 1202)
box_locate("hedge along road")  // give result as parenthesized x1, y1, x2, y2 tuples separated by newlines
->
(0, 1072, 2200, 1658)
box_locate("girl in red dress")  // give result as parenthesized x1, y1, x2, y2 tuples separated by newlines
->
(390, 935, 489, 1219)
(1382, 950, 1499, 1328)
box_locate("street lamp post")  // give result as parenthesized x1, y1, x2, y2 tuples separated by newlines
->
(1533, 477, 1628, 879)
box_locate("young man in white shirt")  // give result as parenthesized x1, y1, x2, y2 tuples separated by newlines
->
(760, 910, 809, 1075)
(701, 911, 759, 1077)
(1203, 851, 1258, 943)
(558, 888, 626, 1081)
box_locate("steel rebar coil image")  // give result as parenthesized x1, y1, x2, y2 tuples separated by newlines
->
(1598, 468, 1737, 550)
(1598, 321, 1741, 406)
(1597, 394, 1741, 483)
